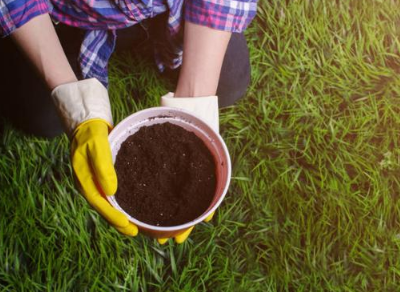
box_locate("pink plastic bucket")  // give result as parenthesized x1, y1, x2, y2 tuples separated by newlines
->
(107, 107, 231, 238)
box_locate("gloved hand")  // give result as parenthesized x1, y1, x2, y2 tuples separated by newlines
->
(51, 78, 138, 236)
(159, 92, 220, 244)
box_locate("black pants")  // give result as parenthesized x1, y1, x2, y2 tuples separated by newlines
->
(0, 21, 251, 138)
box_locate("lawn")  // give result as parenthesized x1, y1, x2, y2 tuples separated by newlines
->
(2, 0, 400, 291)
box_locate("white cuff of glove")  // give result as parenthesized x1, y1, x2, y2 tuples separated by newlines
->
(161, 92, 219, 133)
(51, 78, 113, 137)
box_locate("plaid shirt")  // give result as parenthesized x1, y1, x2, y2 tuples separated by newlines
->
(0, 0, 257, 86)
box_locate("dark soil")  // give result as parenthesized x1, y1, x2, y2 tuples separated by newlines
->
(115, 122, 216, 226)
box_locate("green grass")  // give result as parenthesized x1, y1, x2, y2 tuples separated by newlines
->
(2, 0, 400, 290)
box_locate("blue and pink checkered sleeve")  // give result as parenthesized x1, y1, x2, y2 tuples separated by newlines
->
(185, 0, 258, 33)
(0, 0, 50, 37)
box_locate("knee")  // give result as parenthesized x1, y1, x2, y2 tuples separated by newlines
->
(216, 33, 251, 108)
(0, 37, 65, 139)
(3, 99, 65, 139)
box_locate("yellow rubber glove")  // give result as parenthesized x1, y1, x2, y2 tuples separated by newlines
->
(157, 212, 215, 245)
(158, 92, 219, 244)
(52, 78, 137, 236)
(71, 119, 138, 236)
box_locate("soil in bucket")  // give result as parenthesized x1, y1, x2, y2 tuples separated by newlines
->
(114, 122, 217, 226)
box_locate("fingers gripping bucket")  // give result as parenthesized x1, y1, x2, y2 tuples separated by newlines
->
(107, 107, 232, 238)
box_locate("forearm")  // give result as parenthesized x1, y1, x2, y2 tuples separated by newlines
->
(174, 22, 231, 97)
(11, 14, 77, 90)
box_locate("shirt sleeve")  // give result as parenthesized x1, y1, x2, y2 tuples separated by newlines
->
(0, 0, 50, 37)
(184, 0, 258, 33)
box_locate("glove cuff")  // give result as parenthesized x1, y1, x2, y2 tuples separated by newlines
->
(51, 78, 113, 137)
(161, 92, 219, 133)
